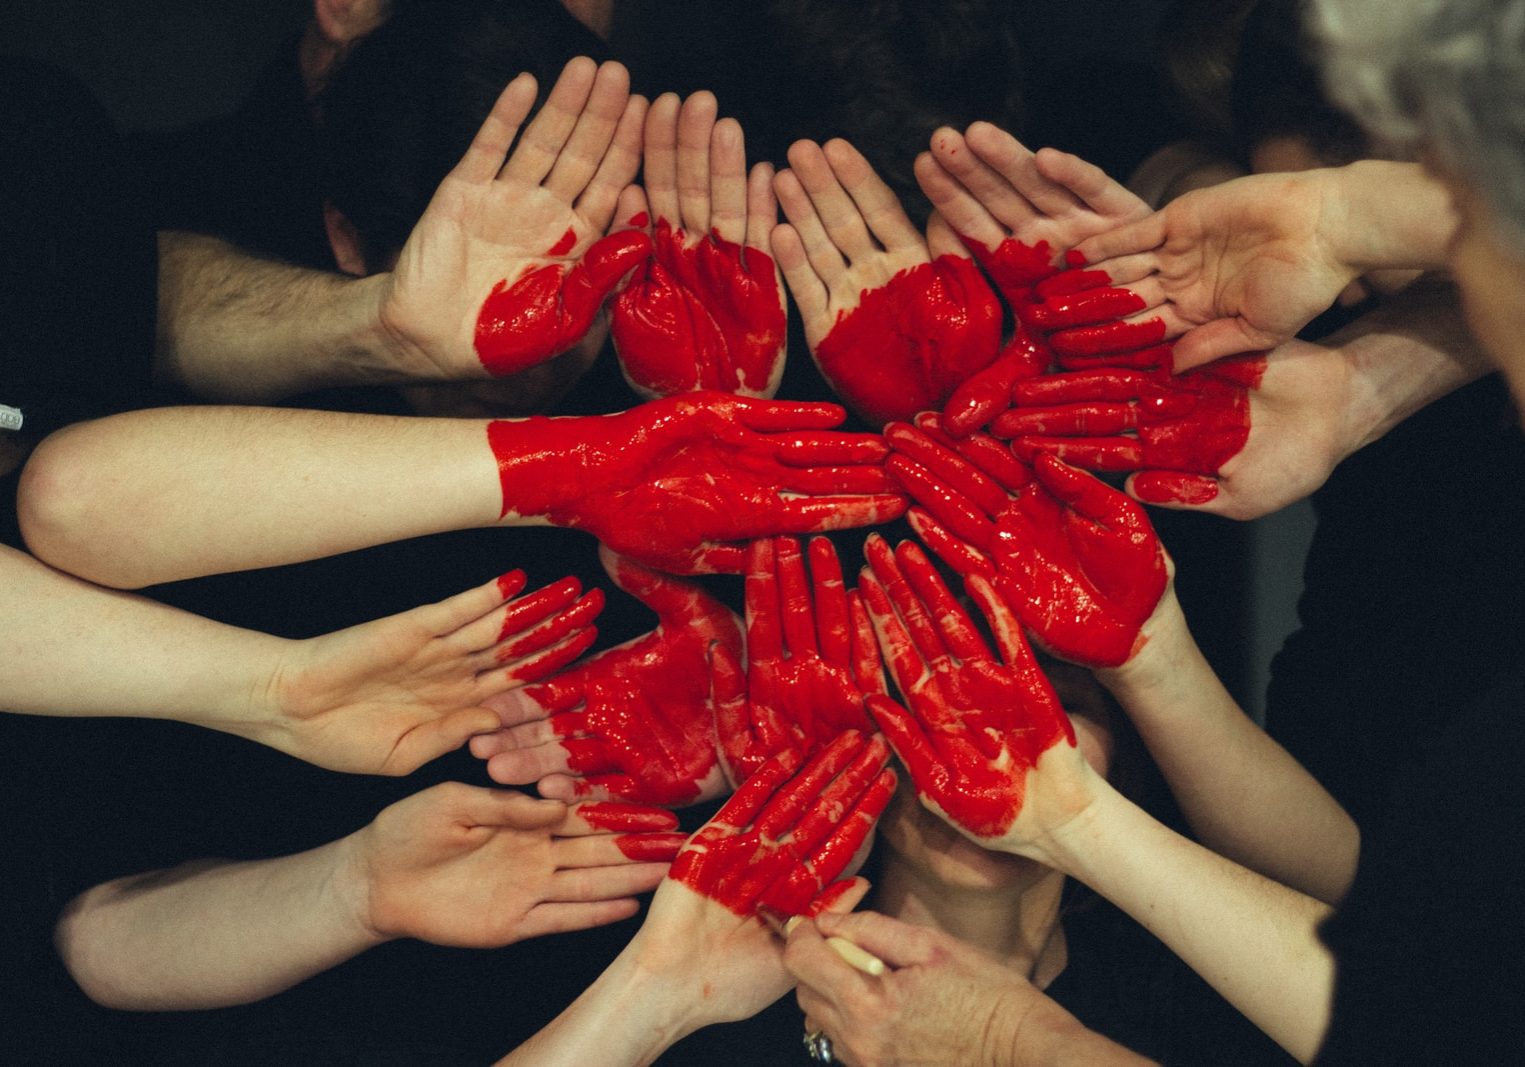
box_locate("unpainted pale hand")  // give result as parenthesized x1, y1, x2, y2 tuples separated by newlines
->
(343, 785, 684, 948)
(274, 569, 602, 774)
(486, 391, 907, 574)
(472, 547, 741, 807)
(610, 92, 787, 398)
(712, 536, 886, 786)
(772, 138, 1001, 427)
(378, 57, 651, 380)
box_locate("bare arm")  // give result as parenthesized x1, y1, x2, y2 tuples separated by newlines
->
(57, 787, 678, 1011)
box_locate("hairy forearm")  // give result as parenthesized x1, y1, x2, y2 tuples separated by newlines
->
(55, 839, 380, 1011)
(1098, 596, 1359, 904)
(0, 543, 287, 738)
(1041, 783, 1335, 1064)
(155, 232, 405, 401)
(18, 405, 499, 587)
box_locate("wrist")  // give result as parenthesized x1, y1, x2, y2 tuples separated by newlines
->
(486, 413, 606, 526)
(1331, 161, 1455, 272)
(1094, 585, 1193, 700)
(328, 829, 398, 951)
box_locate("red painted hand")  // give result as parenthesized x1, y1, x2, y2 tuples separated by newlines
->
(670, 730, 897, 918)
(472, 547, 742, 807)
(610, 92, 786, 398)
(856, 535, 1076, 844)
(885, 414, 1167, 667)
(772, 139, 1000, 427)
(712, 537, 886, 787)
(994, 353, 1267, 507)
(487, 392, 907, 574)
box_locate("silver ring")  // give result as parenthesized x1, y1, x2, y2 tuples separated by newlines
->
(804, 1029, 835, 1063)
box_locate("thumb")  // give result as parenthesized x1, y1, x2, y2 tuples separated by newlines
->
(383, 706, 501, 775)
(814, 909, 943, 969)
(1170, 318, 1271, 373)
(568, 230, 652, 307)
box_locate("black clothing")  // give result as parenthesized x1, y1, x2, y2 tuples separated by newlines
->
(1316, 668, 1525, 1064)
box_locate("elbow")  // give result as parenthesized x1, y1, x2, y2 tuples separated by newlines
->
(17, 420, 149, 589)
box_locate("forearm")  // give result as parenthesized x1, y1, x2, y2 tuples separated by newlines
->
(1334, 277, 1490, 453)
(155, 231, 408, 401)
(1328, 161, 1456, 273)
(0, 543, 287, 739)
(18, 405, 500, 587)
(993, 998, 1158, 1067)
(1097, 596, 1359, 903)
(55, 838, 381, 1011)
(496, 944, 697, 1067)
(1041, 781, 1335, 1064)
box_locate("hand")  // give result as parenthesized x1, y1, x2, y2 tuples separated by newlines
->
(772, 138, 1001, 426)
(341, 785, 685, 948)
(884, 415, 1167, 667)
(378, 57, 651, 380)
(857, 535, 1082, 848)
(712, 536, 886, 786)
(915, 123, 1153, 436)
(609, 92, 788, 398)
(788, 911, 1141, 1067)
(471, 546, 742, 807)
(487, 391, 908, 574)
(273, 569, 602, 774)
(995, 351, 1266, 509)
(1066, 169, 1361, 371)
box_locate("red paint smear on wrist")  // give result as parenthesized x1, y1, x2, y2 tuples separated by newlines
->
(814, 255, 1000, 426)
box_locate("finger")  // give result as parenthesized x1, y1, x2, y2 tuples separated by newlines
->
(705, 746, 806, 833)
(992, 402, 1138, 437)
(921, 416, 1034, 492)
(893, 540, 990, 665)
(1048, 316, 1169, 363)
(499, 56, 597, 186)
(482, 738, 584, 784)
(858, 546, 930, 698)
(567, 800, 681, 835)
(1128, 470, 1221, 508)
(725, 394, 849, 432)
(925, 209, 972, 261)
(1071, 211, 1167, 265)
(862, 535, 955, 685)
(764, 763, 897, 915)
(469, 716, 559, 760)
(1011, 435, 1144, 472)
(866, 694, 946, 798)
(915, 141, 1003, 249)
(642, 92, 682, 224)
(1054, 343, 1173, 373)
(676, 91, 718, 234)
(788, 139, 879, 263)
(885, 454, 999, 552)
(551, 830, 685, 868)
(905, 507, 995, 580)
(548, 861, 677, 902)
(514, 898, 643, 940)
(964, 120, 1086, 223)
(577, 93, 649, 229)
(613, 184, 651, 232)
(752, 494, 909, 534)
(775, 535, 819, 659)
(770, 428, 888, 464)
(493, 625, 600, 687)
(485, 575, 585, 646)
(809, 537, 852, 668)
(746, 162, 779, 252)
(884, 420, 1010, 520)
(544, 60, 632, 202)
(935, 123, 1050, 235)
(770, 220, 829, 329)
(773, 164, 851, 292)
(940, 331, 1052, 438)
(1033, 145, 1151, 224)
(768, 462, 903, 498)
(847, 590, 888, 697)
(709, 117, 748, 244)
(963, 572, 1042, 677)
(542, 770, 641, 803)
(1023, 285, 1149, 331)
(784, 909, 879, 998)
(813, 909, 944, 969)
(753, 730, 871, 838)
(479, 683, 565, 730)
(824, 137, 923, 253)
(599, 544, 721, 623)
(452, 73, 537, 184)
(458, 785, 567, 828)
(1032, 452, 1147, 527)
(1171, 318, 1280, 371)
(386, 706, 503, 774)
(1011, 368, 1147, 406)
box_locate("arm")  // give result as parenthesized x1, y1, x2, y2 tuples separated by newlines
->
(18, 393, 904, 586)
(857, 543, 1335, 1062)
(610, 91, 787, 398)
(497, 733, 895, 1066)
(0, 542, 597, 774)
(1070, 160, 1457, 371)
(156, 58, 648, 400)
(56, 787, 681, 1011)
(786, 910, 1157, 1067)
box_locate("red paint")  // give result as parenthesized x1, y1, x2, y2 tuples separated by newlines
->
(612, 833, 688, 862)
(940, 325, 1052, 437)
(998, 354, 1265, 482)
(577, 801, 681, 833)
(611, 218, 788, 396)
(715, 537, 883, 786)
(486, 392, 906, 574)
(812, 255, 1001, 426)
(669, 732, 895, 917)
(487, 575, 605, 682)
(495, 570, 527, 600)
(883, 425, 1167, 668)
(473, 229, 651, 377)
(954, 231, 1059, 305)
(856, 537, 1074, 840)
(546, 227, 578, 257)
(1022, 285, 1147, 331)
(1047, 317, 1167, 362)
(1132, 471, 1220, 505)
(522, 552, 743, 806)
(627, 211, 650, 228)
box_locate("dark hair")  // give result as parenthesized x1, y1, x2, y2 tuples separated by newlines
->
(1232, 0, 1368, 165)
(319, 0, 609, 265)
(1156, 0, 1262, 141)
